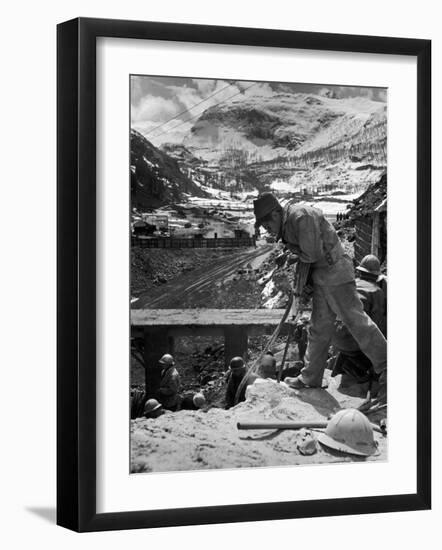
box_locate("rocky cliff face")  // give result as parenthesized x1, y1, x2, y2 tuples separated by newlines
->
(130, 129, 208, 210)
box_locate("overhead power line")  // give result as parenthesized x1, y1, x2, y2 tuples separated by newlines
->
(144, 82, 234, 137)
(149, 82, 257, 141)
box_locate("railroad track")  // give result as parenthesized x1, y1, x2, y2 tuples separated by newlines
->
(134, 245, 273, 309)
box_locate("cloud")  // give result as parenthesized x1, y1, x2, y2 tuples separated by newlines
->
(131, 95, 181, 125)
(131, 76, 283, 145)
(318, 87, 337, 98)
(192, 78, 217, 95)
(131, 75, 387, 147)
(248, 83, 274, 97)
(322, 86, 387, 102)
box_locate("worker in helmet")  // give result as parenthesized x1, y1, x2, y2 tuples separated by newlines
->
(258, 351, 301, 382)
(356, 254, 386, 336)
(225, 356, 258, 409)
(253, 192, 387, 406)
(143, 398, 164, 419)
(155, 354, 181, 411)
(332, 255, 387, 385)
(180, 391, 206, 410)
(258, 353, 277, 379)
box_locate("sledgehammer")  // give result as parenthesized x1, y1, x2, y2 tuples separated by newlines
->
(237, 420, 387, 435)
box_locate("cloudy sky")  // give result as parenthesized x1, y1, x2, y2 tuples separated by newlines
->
(131, 75, 387, 146)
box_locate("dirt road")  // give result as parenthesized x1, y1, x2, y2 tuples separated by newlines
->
(134, 244, 273, 309)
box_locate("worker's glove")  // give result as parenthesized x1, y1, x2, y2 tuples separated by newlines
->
(286, 253, 299, 266)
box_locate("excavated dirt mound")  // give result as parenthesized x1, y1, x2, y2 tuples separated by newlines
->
(131, 374, 387, 473)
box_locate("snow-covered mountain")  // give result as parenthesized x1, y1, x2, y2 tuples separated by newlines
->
(182, 92, 386, 166)
(131, 90, 387, 204)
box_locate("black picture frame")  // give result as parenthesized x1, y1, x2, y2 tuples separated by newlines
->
(57, 17, 431, 532)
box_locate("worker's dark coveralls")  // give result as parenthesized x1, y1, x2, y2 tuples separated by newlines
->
(333, 276, 386, 379)
(225, 372, 258, 409)
(281, 203, 387, 386)
(157, 366, 181, 411)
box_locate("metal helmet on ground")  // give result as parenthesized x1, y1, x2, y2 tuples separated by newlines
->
(159, 353, 175, 367)
(317, 408, 377, 457)
(356, 254, 381, 276)
(230, 356, 245, 370)
(253, 192, 281, 226)
(143, 398, 162, 416)
(192, 392, 206, 409)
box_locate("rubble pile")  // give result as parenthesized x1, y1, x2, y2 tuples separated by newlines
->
(131, 376, 387, 473)
(177, 341, 227, 408)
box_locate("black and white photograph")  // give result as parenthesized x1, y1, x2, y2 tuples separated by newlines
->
(129, 76, 388, 473)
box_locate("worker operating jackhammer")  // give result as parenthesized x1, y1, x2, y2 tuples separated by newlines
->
(253, 192, 387, 409)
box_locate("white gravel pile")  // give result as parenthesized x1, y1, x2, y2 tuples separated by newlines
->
(131, 376, 387, 473)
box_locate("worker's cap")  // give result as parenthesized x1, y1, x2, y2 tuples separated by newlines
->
(253, 192, 281, 226)
(159, 353, 175, 366)
(356, 254, 381, 276)
(192, 392, 206, 408)
(229, 356, 245, 370)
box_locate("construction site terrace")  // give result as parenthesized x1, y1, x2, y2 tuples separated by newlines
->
(129, 175, 387, 472)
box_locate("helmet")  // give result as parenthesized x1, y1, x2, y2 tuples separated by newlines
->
(143, 398, 162, 415)
(356, 255, 381, 276)
(260, 355, 276, 376)
(318, 409, 377, 457)
(159, 354, 175, 367)
(253, 193, 281, 226)
(192, 392, 206, 409)
(230, 356, 245, 370)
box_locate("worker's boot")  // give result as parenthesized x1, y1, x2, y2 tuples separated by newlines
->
(285, 374, 327, 390)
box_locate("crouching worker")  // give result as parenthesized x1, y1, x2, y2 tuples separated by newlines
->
(143, 398, 164, 419)
(225, 356, 258, 409)
(180, 392, 206, 411)
(258, 352, 302, 383)
(155, 354, 181, 411)
(332, 254, 386, 387)
(258, 353, 277, 379)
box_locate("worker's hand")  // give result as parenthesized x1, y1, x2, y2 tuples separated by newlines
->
(286, 253, 299, 266)
(275, 252, 287, 267)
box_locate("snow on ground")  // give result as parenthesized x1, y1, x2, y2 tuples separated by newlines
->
(262, 279, 275, 299)
(263, 290, 284, 309)
(192, 181, 232, 199)
(270, 180, 296, 193)
(298, 200, 349, 216)
(288, 161, 384, 192)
